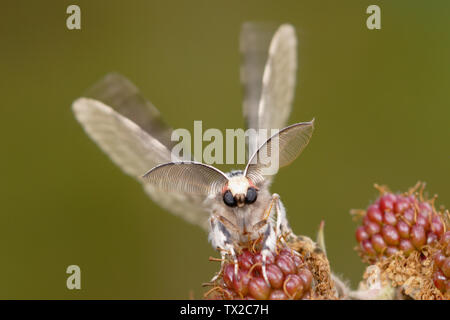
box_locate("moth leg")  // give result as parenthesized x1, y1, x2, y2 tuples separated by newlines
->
(259, 193, 295, 285)
(261, 224, 276, 286)
(272, 193, 292, 237)
(257, 194, 280, 286)
(209, 216, 238, 281)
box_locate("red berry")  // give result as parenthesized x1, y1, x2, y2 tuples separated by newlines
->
(254, 252, 274, 265)
(442, 258, 450, 278)
(419, 202, 432, 215)
(361, 239, 376, 256)
(383, 211, 397, 226)
(266, 264, 284, 289)
(397, 220, 410, 239)
(433, 270, 447, 292)
(269, 289, 288, 300)
(365, 221, 381, 236)
(292, 254, 304, 268)
(411, 225, 426, 249)
(434, 252, 446, 268)
(379, 194, 396, 212)
(394, 198, 410, 213)
(431, 215, 444, 237)
(427, 232, 438, 245)
(297, 268, 313, 289)
(276, 254, 296, 275)
(367, 205, 383, 224)
(223, 264, 235, 288)
(248, 277, 271, 300)
(233, 269, 251, 296)
(403, 209, 415, 224)
(399, 239, 414, 255)
(355, 226, 369, 242)
(238, 250, 254, 269)
(386, 246, 399, 257)
(431, 231, 450, 294)
(284, 274, 304, 299)
(382, 225, 400, 246)
(416, 215, 430, 230)
(371, 234, 387, 253)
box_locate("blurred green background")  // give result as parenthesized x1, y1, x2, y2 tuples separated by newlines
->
(0, 0, 449, 299)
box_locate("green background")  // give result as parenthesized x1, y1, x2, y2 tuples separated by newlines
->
(1, 1, 449, 299)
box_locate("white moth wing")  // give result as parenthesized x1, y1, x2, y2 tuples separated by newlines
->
(240, 23, 297, 134)
(240, 22, 278, 131)
(73, 98, 172, 176)
(257, 24, 297, 134)
(143, 184, 210, 230)
(73, 91, 210, 229)
(241, 23, 298, 184)
(83, 73, 176, 149)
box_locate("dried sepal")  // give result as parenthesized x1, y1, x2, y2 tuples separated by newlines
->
(357, 247, 448, 299)
(287, 234, 339, 299)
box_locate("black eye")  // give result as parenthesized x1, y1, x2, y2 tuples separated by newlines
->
(223, 190, 237, 207)
(245, 187, 257, 204)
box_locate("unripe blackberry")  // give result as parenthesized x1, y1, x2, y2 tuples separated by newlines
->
(353, 183, 446, 263)
(353, 183, 449, 300)
(205, 246, 314, 300)
(432, 231, 450, 296)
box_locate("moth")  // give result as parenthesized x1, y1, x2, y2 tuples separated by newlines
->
(72, 23, 314, 283)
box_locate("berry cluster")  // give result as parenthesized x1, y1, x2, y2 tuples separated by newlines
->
(355, 189, 445, 263)
(206, 248, 313, 300)
(433, 231, 450, 295)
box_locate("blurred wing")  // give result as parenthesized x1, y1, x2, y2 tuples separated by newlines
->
(72, 75, 211, 229)
(73, 97, 173, 177)
(240, 23, 297, 133)
(143, 162, 228, 196)
(240, 22, 278, 131)
(84, 73, 176, 149)
(244, 121, 314, 186)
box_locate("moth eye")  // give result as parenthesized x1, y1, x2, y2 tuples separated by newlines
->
(245, 187, 257, 204)
(223, 190, 237, 207)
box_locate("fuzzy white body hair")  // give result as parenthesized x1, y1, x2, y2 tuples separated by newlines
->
(227, 175, 250, 196)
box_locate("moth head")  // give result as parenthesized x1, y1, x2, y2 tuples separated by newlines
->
(222, 175, 258, 208)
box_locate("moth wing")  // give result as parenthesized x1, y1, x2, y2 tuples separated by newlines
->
(240, 22, 278, 132)
(240, 23, 297, 135)
(72, 75, 211, 229)
(73, 97, 172, 177)
(84, 72, 176, 149)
